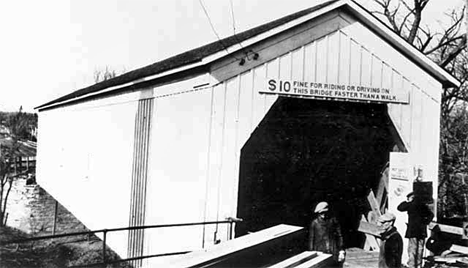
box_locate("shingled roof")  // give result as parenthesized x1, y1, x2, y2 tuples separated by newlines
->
(36, 0, 337, 110)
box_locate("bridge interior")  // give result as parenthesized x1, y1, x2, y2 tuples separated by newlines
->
(236, 98, 398, 248)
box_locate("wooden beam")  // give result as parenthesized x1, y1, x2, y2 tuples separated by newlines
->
(358, 221, 382, 237)
(294, 253, 333, 268)
(376, 169, 388, 205)
(429, 222, 464, 236)
(267, 251, 318, 268)
(165, 224, 304, 268)
(450, 244, 468, 255)
(360, 216, 380, 251)
(367, 191, 382, 217)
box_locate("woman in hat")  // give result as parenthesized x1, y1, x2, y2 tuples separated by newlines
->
(308, 201, 345, 267)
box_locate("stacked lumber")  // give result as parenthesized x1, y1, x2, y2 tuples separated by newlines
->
(163, 224, 333, 268)
(426, 222, 468, 266)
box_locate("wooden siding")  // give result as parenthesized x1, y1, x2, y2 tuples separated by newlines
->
(127, 98, 153, 266)
(144, 85, 213, 263)
(206, 22, 441, 244)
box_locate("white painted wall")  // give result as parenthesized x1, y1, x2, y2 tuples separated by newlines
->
(37, 92, 141, 257)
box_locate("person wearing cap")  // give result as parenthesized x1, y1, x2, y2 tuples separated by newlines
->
(397, 192, 434, 268)
(308, 202, 345, 267)
(377, 213, 403, 268)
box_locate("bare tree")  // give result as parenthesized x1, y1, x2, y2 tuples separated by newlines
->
(372, 0, 468, 218)
(93, 66, 125, 83)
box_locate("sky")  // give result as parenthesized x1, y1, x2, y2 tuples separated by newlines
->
(0, 0, 465, 113)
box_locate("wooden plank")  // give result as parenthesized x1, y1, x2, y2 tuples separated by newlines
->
(376, 178, 386, 206)
(358, 221, 382, 237)
(165, 224, 304, 268)
(450, 244, 468, 255)
(429, 222, 464, 236)
(380, 198, 388, 213)
(376, 168, 388, 206)
(367, 190, 382, 217)
(294, 252, 333, 268)
(267, 251, 318, 268)
(360, 215, 380, 250)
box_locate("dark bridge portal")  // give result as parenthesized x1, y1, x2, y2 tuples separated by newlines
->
(236, 98, 397, 247)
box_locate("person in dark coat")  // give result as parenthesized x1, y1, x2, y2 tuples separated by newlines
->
(377, 213, 403, 268)
(308, 202, 345, 267)
(397, 192, 434, 268)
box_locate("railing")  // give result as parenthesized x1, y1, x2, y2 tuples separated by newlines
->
(1, 217, 243, 267)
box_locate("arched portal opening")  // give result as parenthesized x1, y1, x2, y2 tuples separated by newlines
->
(236, 97, 399, 248)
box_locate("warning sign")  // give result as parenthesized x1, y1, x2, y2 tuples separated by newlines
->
(259, 79, 410, 104)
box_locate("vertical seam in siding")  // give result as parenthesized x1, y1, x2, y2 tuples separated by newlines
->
(301, 45, 306, 81)
(135, 101, 144, 259)
(215, 82, 228, 235)
(314, 41, 318, 81)
(399, 77, 404, 131)
(337, 32, 341, 83)
(370, 53, 374, 87)
(348, 39, 352, 85)
(128, 103, 141, 259)
(232, 76, 242, 219)
(358, 45, 363, 85)
(409, 84, 414, 147)
(136, 101, 144, 260)
(289, 51, 293, 80)
(202, 86, 215, 248)
(325, 35, 329, 83)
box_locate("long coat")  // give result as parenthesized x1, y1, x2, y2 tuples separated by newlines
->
(308, 216, 343, 262)
(379, 227, 403, 268)
(397, 200, 433, 238)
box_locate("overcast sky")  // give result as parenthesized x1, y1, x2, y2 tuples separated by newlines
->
(0, 0, 465, 112)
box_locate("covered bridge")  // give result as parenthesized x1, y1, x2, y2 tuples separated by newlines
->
(36, 0, 459, 266)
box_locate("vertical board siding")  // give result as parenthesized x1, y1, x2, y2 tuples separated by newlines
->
(371, 55, 382, 88)
(264, 64, 277, 112)
(341, 20, 442, 211)
(401, 78, 412, 144)
(349, 39, 361, 84)
(304, 42, 317, 81)
(327, 32, 340, 84)
(127, 98, 153, 267)
(204, 83, 226, 246)
(389, 70, 403, 130)
(217, 78, 240, 238)
(338, 32, 350, 84)
(292, 48, 304, 81)
(204, 28, 444, 245)
(145, 87, 212, 261)
(316, 37, 328, 82)
(252, 65, 268, 128)
(360, 48, 372, 87)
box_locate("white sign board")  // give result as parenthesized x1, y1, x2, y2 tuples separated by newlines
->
(259, 79, 410, 104)
(388, 152, 411, 205)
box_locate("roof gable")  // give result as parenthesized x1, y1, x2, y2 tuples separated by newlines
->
(37, 0, 458, 111)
